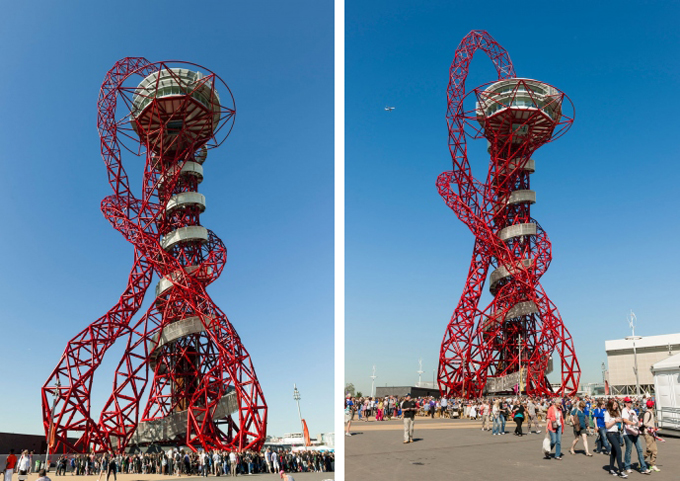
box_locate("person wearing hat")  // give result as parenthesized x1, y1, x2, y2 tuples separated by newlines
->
(621, 397, 650, 474)
(401, 393, 417, 444)
(642, 399, 660, 472)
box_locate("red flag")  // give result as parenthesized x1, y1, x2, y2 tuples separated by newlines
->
(48, 416, 56, 450)
(302, 419, 311, 447)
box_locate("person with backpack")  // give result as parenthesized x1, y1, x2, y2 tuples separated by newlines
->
(568, 401, 593, 456)
(641, 399, 660, 472)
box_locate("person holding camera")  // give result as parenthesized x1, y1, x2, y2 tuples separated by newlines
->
(604, 399, 628, 478)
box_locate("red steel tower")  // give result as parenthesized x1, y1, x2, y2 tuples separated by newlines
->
(437, 31, 581, 398)
(41, 58, 267, 453)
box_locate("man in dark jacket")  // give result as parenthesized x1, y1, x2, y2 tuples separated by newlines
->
(401, 394, 417, 443)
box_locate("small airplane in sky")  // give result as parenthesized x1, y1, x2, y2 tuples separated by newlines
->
(384, 106, 395, 112)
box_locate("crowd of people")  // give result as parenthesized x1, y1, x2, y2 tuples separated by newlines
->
(3, 447, 333, 480)
(345, 392, 661, 478)
(52, 448, 332, 477)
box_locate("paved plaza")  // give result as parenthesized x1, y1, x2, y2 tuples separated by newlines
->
(346, 416, 679, 480)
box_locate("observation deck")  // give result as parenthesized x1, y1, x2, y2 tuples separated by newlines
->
(475, 78, 562, 147)
(130, 68, 221, 153)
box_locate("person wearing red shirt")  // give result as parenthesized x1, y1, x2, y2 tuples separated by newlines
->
(5, 449, 17, 481)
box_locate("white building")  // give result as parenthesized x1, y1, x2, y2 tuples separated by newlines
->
(651, 353, 680, 430)
(605, 333, 680, 395)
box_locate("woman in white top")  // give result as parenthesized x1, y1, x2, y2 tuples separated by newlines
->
(469, 403, 477, 420)
(621, 398, 650, 474)
(604, 399, 627, 478)
(16, 451, 30, 481)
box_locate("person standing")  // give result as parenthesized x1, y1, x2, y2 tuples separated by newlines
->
(621, 397, 650, 474)
(592, 401, 611, 455)
(105, 453, 117, 481)
(513, 402, 526, 436)
(272, 450, 280, 474)
(344, 399, 353, 437)
(526, 399, 540, 434)
(229, 451, 238, 477)
(604, 399, 627, 478)
(16, 451, 30, 481)
(546, 399, 564, 459)
(480, 401, 490, 431)
(401, 393, 417, 444)
(440, 396, 448, 418)
(642, 399, 659, 472)
(469, 403, 477, 421)
(376, 398, 384, 421)
(5, 449, 17, 481)
(491, 399, 501, 435)
(500, 400, 509, 434)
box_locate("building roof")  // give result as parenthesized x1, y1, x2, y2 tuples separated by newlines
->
(605, 333, 680, 353)
(651, 352, 680, 373)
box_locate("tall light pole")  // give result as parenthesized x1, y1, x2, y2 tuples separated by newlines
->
(417, 359, 424, 385)
(518, 333, 523, 395)
(293, 384, 305, 450)
(626, 310, 642, 397)
(370, 365, 377, 397)
(45, 379, 60, 470)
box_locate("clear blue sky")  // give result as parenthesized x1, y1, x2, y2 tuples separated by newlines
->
(0, 1, 333, 438)
(346, 0, 680, 395)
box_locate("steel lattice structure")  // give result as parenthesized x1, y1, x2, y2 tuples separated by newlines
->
(41, 58, 267, 454)
(437, 31, 581, 398)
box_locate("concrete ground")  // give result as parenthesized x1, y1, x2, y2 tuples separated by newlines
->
(17, 473, 332, 481)
(346, 416, 679, 480)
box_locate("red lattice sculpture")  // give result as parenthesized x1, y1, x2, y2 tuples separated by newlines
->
(437, 31, 581, 398)
(41, 58, 267, 453)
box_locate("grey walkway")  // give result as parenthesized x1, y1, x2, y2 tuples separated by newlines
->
(346, 416, 678, 480)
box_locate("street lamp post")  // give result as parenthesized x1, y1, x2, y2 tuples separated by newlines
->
(293, 384, 306, 450)
(370, 365, 377, 398)
(45, 379, 61, 471)
(626, 310, 642, 397)
(518, 333, 523, 395)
